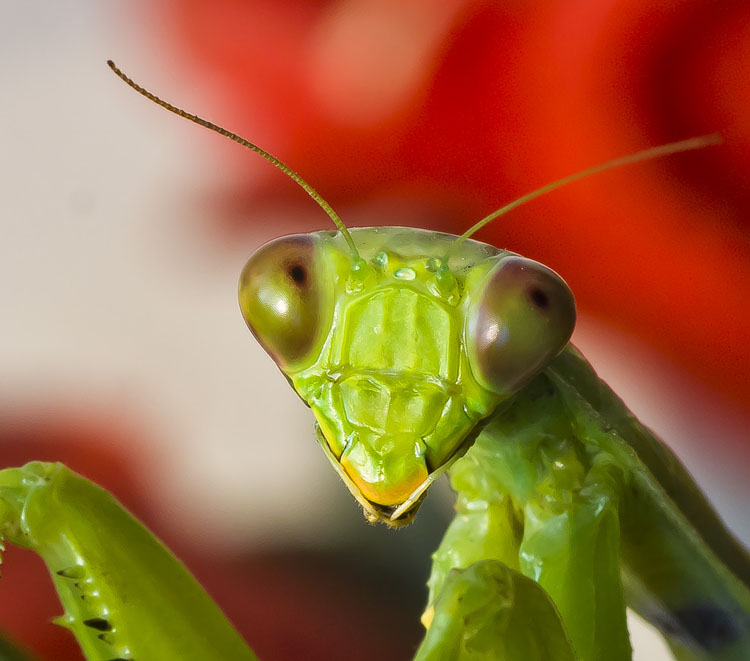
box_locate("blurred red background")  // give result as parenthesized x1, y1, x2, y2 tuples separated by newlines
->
(158, 0, 750, 413)
(2, 1, 747, 660)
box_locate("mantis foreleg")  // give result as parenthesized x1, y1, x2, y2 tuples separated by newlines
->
(423, 372, 632, 661)
(547, 349, 750, 661)
(0, 462, 257, 661)
(415, 560, 577, 661)
(519, 453, 631, 661)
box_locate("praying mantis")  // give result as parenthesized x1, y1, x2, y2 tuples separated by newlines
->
(0, 62, 748, 661)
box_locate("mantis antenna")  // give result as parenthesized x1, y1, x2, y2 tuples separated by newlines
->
(107, 60, 360, 259)
(446, 133, 722, 259)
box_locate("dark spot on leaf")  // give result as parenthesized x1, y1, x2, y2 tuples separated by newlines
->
(83, 617, 111, 631)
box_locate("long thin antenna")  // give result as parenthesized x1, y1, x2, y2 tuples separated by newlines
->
(447, 134, 722, 258)
(107, 60, 360, 259)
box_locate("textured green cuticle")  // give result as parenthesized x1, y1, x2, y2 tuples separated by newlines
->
(417, 561, 577, 661)
(0, 462, 58, 549)
(289, 235, 506, 508)
(1, 462, 257, 661)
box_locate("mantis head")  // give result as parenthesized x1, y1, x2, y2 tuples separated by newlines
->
(108, 60, 720, 526)
(238, 228, 575, 525)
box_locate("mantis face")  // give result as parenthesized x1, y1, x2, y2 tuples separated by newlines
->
(105, 60, 716, 526)
(239, 227, 576, 525)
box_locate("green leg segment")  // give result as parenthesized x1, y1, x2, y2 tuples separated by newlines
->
(519, 454, 631, 661)
(549, 349, 750, 661)
(422, 373, 634, 660)
(0, 462, 257, 661)
(415, 560, 577, 661)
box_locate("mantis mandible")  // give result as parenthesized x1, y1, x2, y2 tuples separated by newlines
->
(0, 62, 748, 661)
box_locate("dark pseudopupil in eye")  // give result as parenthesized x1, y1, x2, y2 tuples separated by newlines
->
(529, 287, 550, 309)
(288, 263, 307, 285)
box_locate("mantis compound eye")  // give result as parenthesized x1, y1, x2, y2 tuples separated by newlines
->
(466, 256, 576, 395)
(238, 235, 331, 369)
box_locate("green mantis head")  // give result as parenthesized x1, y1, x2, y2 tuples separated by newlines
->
(239, 228, 576, 525)
(105, 60, 721, 525)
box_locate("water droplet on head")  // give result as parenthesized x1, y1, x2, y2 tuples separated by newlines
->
(394, 267, 416, 281)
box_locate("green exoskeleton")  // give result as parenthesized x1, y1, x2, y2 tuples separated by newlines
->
(0, 62, 747, 660)
(0, 463, 258, 661)
(236, 231, 750, 661)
